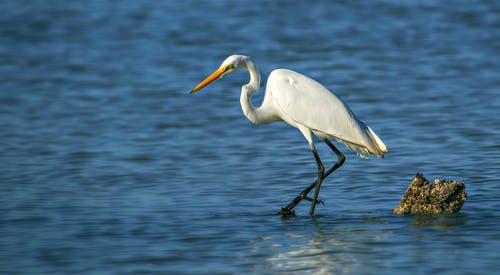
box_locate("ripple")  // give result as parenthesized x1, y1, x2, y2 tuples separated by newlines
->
(1, 1, 499, 274)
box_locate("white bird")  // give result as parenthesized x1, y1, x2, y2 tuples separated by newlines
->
(190, 55, 387, 216)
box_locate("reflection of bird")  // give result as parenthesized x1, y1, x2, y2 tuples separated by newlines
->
(190, 55, 387, 216)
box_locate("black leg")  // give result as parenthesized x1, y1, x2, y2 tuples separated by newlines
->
(309, 148, 325, 216)
(324, 139, 345, 178)
(279, 139, 345, 216)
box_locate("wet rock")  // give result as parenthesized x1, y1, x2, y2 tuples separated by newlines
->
(393, 173, 466, 215)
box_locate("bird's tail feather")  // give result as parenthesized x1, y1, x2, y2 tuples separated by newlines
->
(333, 127, 387, 159)
(366, 126, 387, 158)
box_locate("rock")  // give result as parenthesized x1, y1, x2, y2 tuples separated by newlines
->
(393, 173, 467, 215)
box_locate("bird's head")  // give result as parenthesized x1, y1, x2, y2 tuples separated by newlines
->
(190, 55, 250, 94)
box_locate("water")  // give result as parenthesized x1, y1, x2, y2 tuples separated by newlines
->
(1, 1, 499, 273)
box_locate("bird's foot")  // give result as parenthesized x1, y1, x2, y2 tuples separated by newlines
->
(279, 207, 296, 218)
(277, 195, 324, 217)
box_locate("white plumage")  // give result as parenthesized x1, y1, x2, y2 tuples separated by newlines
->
(266, 68, 387, 158)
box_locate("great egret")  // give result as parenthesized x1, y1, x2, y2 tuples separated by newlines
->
(190, 55, 387, 216)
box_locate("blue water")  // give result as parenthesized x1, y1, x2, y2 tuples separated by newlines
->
(1, 1, 499, 274)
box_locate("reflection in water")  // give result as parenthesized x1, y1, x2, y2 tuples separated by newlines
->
(267, 235, 360, 274)
(410, 213, 468, 229)
(253, 213, 474, 273)
(253, 215, 399, 273)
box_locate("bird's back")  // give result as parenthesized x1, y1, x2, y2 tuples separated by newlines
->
(266, 69, 387, 158)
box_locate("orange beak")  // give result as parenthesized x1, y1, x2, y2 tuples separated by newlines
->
(190, 65, 231, 94)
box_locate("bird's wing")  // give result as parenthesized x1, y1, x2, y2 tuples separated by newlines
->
(267, 69, 385, 157)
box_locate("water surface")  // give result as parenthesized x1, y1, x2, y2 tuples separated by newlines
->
(1, 1, 499, 274)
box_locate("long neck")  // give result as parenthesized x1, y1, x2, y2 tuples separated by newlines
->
(240, 60, 276, 124)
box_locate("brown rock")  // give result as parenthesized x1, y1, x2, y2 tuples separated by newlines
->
(393, 173, 467, 215)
